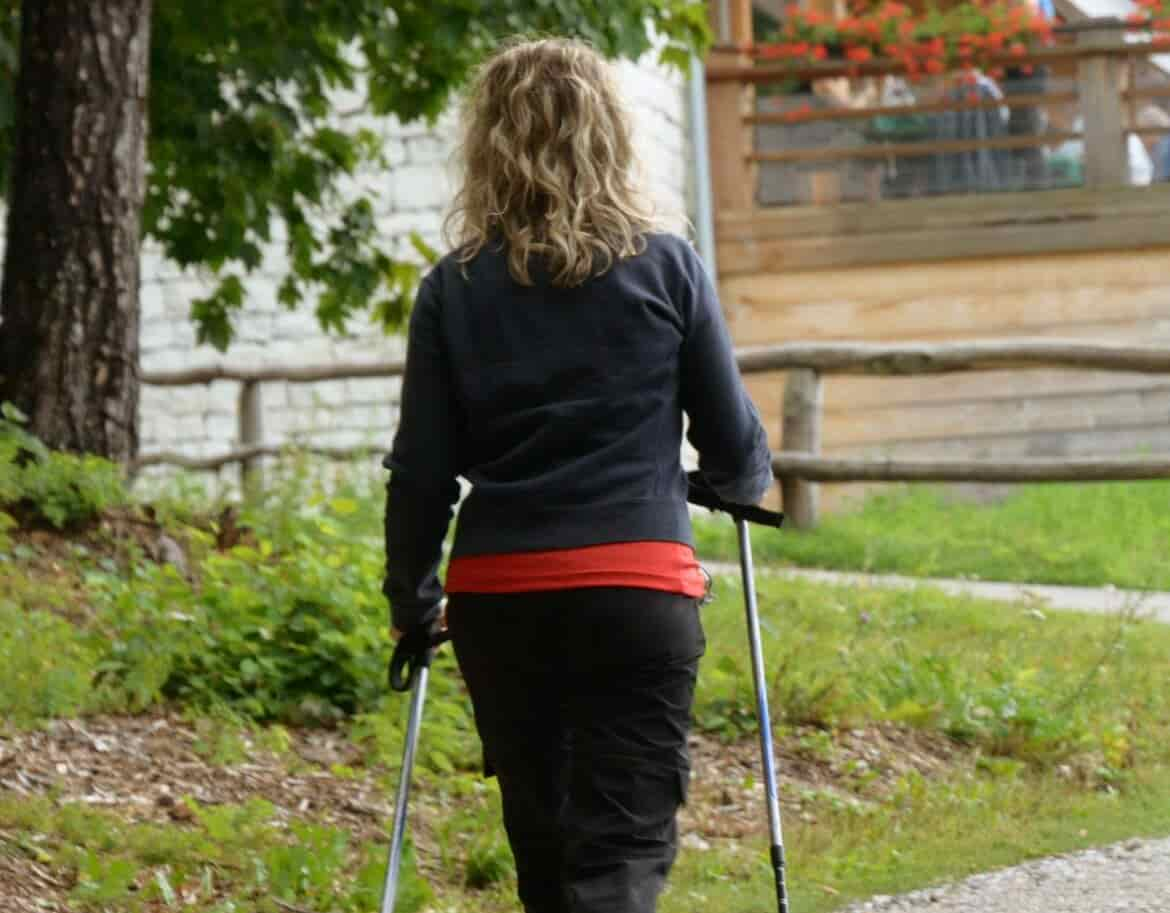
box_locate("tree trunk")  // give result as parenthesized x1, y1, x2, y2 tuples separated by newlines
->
(0, 0, 152, 460)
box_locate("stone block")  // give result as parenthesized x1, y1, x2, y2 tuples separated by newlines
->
(165, 385, 210, 415)
(271, 307, 325, 342)
(235, 310, 275, 345)
(382, 137, 408, 168)
(207, 379, 240, 414)
(389, 165, 450, 212)
(312, 379, 348, 407)
(347, 376, 396, 405)
(286, 385, 319, 409)
(205, 411, 239, 446)
(316, 427, 379, 450)
(406, 134, 452, 167)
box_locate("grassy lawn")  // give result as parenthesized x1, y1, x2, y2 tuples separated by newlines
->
(3, 431, 1170, 911)
(694, 480, 1170, 589)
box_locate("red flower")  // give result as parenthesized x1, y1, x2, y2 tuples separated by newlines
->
(784, 102, 814, 123)
(846, 45, 873, 62)
(924, 57, 945, 74)
(1126, 12, 1149, 25)
(791, 41, 810, 56)
(987, 32, 1006, 51)
(1009, 42, 1027, 57)
(812, 44, 829, 61)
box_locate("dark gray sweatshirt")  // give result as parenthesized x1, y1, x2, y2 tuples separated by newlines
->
(383, 232, 772, 632)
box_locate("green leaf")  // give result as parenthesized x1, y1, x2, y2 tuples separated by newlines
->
(0, 0, 709, 351)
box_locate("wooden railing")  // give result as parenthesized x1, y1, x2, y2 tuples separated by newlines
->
(764, 340, 1170, 528)
(139, 340, 1170, 528)
(138, 360, 406, 485)
(705, 17, 1170, 271)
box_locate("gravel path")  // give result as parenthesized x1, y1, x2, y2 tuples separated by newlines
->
(837, 836, 1170, 913)
(705, 563, 1170, 622)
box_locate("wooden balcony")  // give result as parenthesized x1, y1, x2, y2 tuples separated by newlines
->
(706, 25, 1170, 277)
(702, 7, 1170, 510)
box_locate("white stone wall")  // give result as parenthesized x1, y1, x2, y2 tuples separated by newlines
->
(136, 53, 693, 483)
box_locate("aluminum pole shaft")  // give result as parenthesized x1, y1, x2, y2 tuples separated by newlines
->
(737, 517, 789, 912)
(381, 664, 429, 913)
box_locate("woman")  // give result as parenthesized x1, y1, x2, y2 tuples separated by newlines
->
(383, 37, 772, 913)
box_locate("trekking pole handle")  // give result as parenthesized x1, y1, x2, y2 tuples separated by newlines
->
(389, 626, 451, 693)
(687, 478, 785, 529)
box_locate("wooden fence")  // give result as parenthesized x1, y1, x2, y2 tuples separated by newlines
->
(138, 339, 1170, 527)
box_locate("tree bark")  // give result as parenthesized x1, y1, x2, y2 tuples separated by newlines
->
(0, 0, 151, 460)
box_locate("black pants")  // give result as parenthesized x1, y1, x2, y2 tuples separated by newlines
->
(447, 588, 705, 913)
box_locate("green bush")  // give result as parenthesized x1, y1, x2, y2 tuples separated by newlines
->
(92, 506, 389, 722)
(0, 403, 126, 529)
(0, 598, 98, 725)
(90, 487, 478, 770)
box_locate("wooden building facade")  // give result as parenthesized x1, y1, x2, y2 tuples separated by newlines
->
(706, 0, 1170, 508)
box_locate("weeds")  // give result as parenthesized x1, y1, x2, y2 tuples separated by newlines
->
(696, 576, 1168, 777)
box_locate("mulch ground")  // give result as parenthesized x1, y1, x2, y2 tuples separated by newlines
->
(0, 712, 968, 910)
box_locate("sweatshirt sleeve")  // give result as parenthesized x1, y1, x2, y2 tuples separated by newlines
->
(382, 274, 461, 633)
(677, 243, 773, 506)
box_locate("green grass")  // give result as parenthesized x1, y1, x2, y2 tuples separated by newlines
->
(5, 445, 1170, 910)
(698, 575, 1170, 771)
(4, 736, 1170, 913)
(4, 572, 1170, 911)
(664, 764, 1170, 913)
(694, 480, 1170, 589)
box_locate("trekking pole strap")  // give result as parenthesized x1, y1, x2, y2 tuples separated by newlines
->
(687, 476, 784, 528)
(389, 626, 451, 692)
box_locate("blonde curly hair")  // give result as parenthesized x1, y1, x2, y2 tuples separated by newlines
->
(444, 37, 657, 287)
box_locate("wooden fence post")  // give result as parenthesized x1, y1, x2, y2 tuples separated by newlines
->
(1077, 26, 1128, 188)
(781, 368, 823, 529)
(239, 379, 263, 492)
(705, 0, 754, 213)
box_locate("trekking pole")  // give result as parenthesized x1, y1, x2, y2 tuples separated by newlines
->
(736, 515, 789, 913)
(687, 478, 789, 912)
(382, 623, 450, 913)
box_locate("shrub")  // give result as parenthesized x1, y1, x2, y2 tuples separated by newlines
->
(0, 403, 127, 529)
(0, 598, 98, 725)
(90, 488, 478, 765)
(92, 515, 388, 722)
